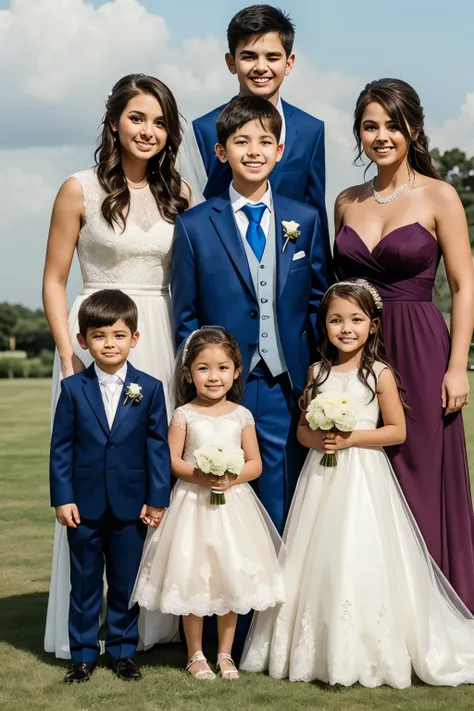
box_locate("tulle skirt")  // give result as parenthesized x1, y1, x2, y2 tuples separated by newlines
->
(131, 480, 285, 618)
(44, 283, 176, 659)
(241, 445, 474, 687)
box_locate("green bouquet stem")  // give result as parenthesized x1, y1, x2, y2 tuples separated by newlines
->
(319, 452, 337, 467)
(211, 489, 226, 505)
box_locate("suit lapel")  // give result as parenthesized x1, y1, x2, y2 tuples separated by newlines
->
(110, 363, 140, 438)
(275, 197, 296, 301)
(81, 364, 110, 436)
(210, 195, 256, 299)
(280, 100, 298, 165)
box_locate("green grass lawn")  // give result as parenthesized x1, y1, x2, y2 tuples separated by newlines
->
(0, 378, 473, 711)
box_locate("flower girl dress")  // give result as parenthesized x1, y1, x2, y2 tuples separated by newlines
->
(241, 364, 474, 688)
(131, 404, 284, 621)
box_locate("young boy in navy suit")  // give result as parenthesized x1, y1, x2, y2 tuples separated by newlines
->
(172, 97, 331, 534)
(180, 4, 328, 241)
(50, 289, 170, 683)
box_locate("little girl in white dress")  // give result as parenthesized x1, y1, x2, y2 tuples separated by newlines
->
(241, 280, 474, 688)
(131, 326, 284, 680)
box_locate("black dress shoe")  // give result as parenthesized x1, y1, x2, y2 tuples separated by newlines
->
(111, 658, 142, 681)
(64, 662, 96, 683)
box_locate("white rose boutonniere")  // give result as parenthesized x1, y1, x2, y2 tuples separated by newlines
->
(123, 383, 143, 406)
(281, 220, 301, 252)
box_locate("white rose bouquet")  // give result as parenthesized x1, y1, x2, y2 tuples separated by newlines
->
(305, 391, 357, 467)
(193, 443, 245, 505)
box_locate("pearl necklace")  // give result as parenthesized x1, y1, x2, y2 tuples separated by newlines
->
(372, 177, 409, 204)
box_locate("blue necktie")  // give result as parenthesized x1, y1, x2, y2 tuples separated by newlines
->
(241, 203, 267, 262)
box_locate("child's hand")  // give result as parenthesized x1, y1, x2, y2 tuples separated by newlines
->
(193, 469, 224, 489)
(56, 503, 81, 528)
(301, 427, 327, 452)
(140, 505, 166, 528)
(323, 431, 354, 452)
(211, 473, 238, 492)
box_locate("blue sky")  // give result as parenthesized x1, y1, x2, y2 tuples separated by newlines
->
(0, 0, 471, 122)
(50, 0, 474, 124)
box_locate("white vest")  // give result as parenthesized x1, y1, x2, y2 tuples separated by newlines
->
(240, 209, 287, 377)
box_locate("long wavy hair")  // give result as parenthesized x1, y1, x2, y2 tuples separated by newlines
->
(301, 280, 408, 410)
(353, 78, 440, 180)
(94, 74, 189, 230)
(176, 327, 245, 407)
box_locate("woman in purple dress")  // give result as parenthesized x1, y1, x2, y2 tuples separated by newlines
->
(334, 78, 474, 611)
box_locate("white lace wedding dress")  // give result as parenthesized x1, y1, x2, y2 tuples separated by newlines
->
(131, 404, 285, 620)
(44, 168, 181, 658)
(241, 364, 474, 687)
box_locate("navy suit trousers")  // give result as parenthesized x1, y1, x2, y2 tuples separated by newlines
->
(67, 511, 146, 663)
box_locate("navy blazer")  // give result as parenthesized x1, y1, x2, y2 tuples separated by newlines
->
(193, 99, 328, 240)
(49, 362, 171, 520)
(171, 192, 331, 394)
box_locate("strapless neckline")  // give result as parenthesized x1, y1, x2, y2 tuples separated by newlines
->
(338, 222, 437, 257)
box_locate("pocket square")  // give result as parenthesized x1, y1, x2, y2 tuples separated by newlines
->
(292, 250, 306, 261)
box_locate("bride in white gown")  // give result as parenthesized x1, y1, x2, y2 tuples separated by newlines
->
(241, 281, 474, 687)
(42, 74, 191, 659)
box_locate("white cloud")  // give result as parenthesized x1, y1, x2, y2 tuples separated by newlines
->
(430, 93, 474, 157)
(0, 0, 470, 306)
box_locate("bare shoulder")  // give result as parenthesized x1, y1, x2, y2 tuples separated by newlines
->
(335, 183, 368, 214)
(56, 176, 84, 206)
(52, 177, 84, 218)
(423, 177, 461, 208)
(334, 183, 368, 229)
(335, 183, 367, 208)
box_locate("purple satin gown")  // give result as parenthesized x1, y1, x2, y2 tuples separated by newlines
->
(335, 221, 474, 611)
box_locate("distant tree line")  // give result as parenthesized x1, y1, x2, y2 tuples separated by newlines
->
(0, 302, 54, 355)
(0, 302, 54, 378)
(432, 148, 474, 313)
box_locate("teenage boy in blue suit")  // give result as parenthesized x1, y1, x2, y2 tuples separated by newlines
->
(50, 289, 170, 684)
(180, 4, 328, 241)
(172, 97, 331, 534)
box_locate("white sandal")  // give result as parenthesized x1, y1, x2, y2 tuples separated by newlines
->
(216, 653, 240, 680)
(185, 651, 216, 680)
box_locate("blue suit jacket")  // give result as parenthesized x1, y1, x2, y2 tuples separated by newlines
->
(49, 362, 171, 521)
(193, 99, 328, 239)
(171, 192, 331, 394)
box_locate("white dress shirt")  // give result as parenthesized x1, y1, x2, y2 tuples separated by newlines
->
(94, 362, 128, 429)
(229, 182, 273, 244)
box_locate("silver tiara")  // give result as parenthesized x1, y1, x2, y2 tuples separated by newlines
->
(180, 325, 226, 366)
(328, 280, 383, 312)
(181, 329, 200, 366)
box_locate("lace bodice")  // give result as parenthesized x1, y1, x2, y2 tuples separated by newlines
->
(72, 168, 175, 286)
(171, 404, 255, 462)
(312, 362, 387, 430)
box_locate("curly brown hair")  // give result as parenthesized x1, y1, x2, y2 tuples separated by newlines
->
(353, 78, 441, 181)
(94, 74, 189, 231)
(176, 327, 244, 406)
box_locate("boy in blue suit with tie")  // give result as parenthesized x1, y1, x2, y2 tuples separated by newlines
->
(172, 97, 331, 533)
(50, 289, 171, 683)
(180, 4, 328, 240)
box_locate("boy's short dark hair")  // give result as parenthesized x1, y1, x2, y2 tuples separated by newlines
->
(78, 289, 138, 337)
(216, 96, 282, 146)
(227, 4, 295, 57)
